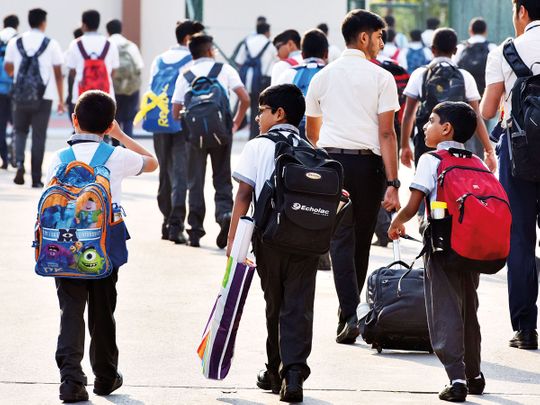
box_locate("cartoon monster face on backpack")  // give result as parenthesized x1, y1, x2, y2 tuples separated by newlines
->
(76, 246, 105, 273)
(44, 243, 75, 269)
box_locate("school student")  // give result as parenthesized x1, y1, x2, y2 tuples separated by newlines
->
(171, 34, 249, 248)
(270, 29, 303, 85)
(389, 102, 487, 402)
(147, 20, 203, 244)
(316, 23, 341, 63)
(227, 84, 317, 403)
(422, 17, 440, 48)
(44, 90, 158, 402)
(66, 28, 84, 127)
(397, 29, 432, 73)
(480, 0, 540, 350)
(305, 9, 401, 344)
(4, 8, 64, 187)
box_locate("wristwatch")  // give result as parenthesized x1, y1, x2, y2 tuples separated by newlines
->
(386, 179, 401, 189)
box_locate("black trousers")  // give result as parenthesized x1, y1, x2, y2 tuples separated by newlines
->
(114, 92, 139, 145)
(13, 99, 52, 183)
(0, 94, 11, 163)
(186, 141, 233, 238)
(55, 269, 119, 385)
(254, 238, 319, 379)
(328, 153, 386, 322)
(424, 250, 481, 381)
(153, 132, 188, 230)
(248, 91, 260, 140)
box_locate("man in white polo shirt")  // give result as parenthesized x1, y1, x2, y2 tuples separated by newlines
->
(305, 9, 400, 345)
(480, 0, 540, 351)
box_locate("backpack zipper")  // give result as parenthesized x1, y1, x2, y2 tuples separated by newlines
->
(457, 193, 511, 223)
(438, 165, 491, 187)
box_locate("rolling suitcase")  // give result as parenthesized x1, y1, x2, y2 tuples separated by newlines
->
(360, 240, 433, 353)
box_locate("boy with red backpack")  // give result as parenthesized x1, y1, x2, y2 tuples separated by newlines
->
(389, 101, 511, 402)
(270, 30, 302, 85)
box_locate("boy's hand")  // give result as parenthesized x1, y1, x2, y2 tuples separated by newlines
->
(57, 102, 65, 115)
(484, 151, 497, 173)
(388, 219, 405, 241)
(400, 146, 414, 168)
(108, 120, 124, 141)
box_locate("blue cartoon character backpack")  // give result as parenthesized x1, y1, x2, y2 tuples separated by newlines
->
(34, 143, 123, 279)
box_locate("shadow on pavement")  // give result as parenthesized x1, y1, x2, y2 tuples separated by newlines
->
(483, 360, 540, 383)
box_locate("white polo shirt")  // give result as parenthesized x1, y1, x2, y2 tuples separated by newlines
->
(270, 51, 303, 85)
(403, 57, 481, 102)
(234, 34, 276, 91)
(232, 124, 302, 200)
(171, 57, 244, 104)
(147, 45, 192, 90)
(108, 33, 144, 70)
(274, 57, 325, 85)
(65, 32, 120, 103)
(453, 35, 497, 64)
(305, 48, 400, 155)
(4, 29, 64, 101)
(45, 134, 144, 205)
(485, 21, 540, 124)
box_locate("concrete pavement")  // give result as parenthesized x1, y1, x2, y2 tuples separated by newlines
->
(0, 129, 539, 404)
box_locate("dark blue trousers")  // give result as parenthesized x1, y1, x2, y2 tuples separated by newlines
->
(498, 133, 539, 331)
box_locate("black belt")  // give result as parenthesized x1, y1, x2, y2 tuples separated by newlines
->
(324, 147, 375, 156)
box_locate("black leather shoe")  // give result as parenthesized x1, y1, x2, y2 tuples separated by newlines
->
(336, 314, 360, 344)
(32, 181, 44, 188)
(169, 225, 187, 244)
(189, 235, 201, 247)
(439, 382, 468, 402)
(467, 372, 485, 395)
(13, 165, 24, 185)
(216, 213, 231, 249)
(161, 223, 169, 240)
(59, 380, 89, 403)
(280, 369, 303, 403)
(256, 368, 280, 394)
(509, 330, 538, 350)
(1, 161, 7, 169)
(93, 372, 123, 396)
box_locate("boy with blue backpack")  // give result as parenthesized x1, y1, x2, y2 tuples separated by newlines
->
(172, 34, 249, 249)
(397, 29, 432, 73)
(40, 90, 158, 402)
(135, 19, 203, 244)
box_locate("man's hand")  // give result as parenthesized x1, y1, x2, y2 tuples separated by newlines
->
(484, 151, 497, 173)
(108, 120, 125, 141)
(400, 145, 414, 168)
(388, 218, 405, 240)
(382, 187, 400, 212)
(57, 102, 65, 115)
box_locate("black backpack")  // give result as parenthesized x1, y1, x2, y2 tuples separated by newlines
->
(182, 63, 232, 148)
(12, 37, 50, 104)
(238, 40, 271, 94)
(503, 39, 540, 182)
(456, 41, 490, 95)
(253, 131, 344, 256)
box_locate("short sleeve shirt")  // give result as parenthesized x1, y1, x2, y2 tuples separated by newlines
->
(45, 135, 144, 205)
(171, 58, 244, 104)
(403, 57, 481, 102)
(4, 30, 64, 101)
(65, 33, 120, 103)
(270, 51, 303, 85)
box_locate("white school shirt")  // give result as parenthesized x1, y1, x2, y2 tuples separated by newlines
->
(453, 35, 497, 65)
(232, 124, 302, 200)
(0, 27, 17, 43)
(147, 45, 192, 90)
(65, 32, 120, 103)
(234, 33, 276, 89)
(485, 21, 540, 125)
(270, 51, 303, 85)
(108, 33, 144, 70)
(304, 48, 400, 155)
(4, 29, 64, 101)
(422, 29, 435, 48)
(397, 42, 433, 72)
(274, 57, 326, 85)
(403, 57, 481, 102)
(45, 134, 144, 206)
(328, 44, 341, 63)
(171, 57, 244, 104)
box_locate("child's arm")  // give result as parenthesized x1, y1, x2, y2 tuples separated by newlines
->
(108, 121, 158, 173)
(388, 189, 425, 240)
(400, 96, 420, 168)
(226, 181, 254, 257)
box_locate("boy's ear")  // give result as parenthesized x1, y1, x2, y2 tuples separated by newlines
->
(105, 122, 115, 134)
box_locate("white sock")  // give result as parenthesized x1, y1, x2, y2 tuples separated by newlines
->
(451, 379, 466, 385)
(474, 374, 483, 380)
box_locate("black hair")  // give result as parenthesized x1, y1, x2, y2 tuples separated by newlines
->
(384, 15, 395, 27)
(256, 22, 270, 35)
(106, 19, 122, 35)
(73, 28, 83, 39)
(188, 33, 213, 59)
(82, 10, 100, 31)
(4, 15, 19, 29)
(273, 29, 301, 49)
(175, 20, 204, 44)
(470, 17, 487, 34)
(257, 16, 267, 24)
(386, 28, 396, 43)
(432, 28, 458, 54)
(341, 9, 386, 45)
(426, 17, 440, 30)
(316, 23, 329, 35)
(301, 29, 328, 59)
(432, 101, 477, 143)
(381, 29, 387, 44)
(410, 29, 423, 42)
(28, 8, 47, 29)
(515, 0, 540, 20)
(75, 90, 116, 134)
(259, 84, 305, 127)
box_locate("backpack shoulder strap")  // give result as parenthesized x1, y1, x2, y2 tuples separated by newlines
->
(89, 142, 115, 167)
(183, 69, 196, 85)
(16, 38, 27, 57)
(254, 41, 271, 59)
(77, 39, 90, 60)
(207, 63, 224, 79)
(34, 37, 50, 58)
(99, 40, 111, 60)
(174, 54, 192, 68)
(59, 147, 76, 164)
(258, 131, 290, 144)
(503, 38, 532, 78)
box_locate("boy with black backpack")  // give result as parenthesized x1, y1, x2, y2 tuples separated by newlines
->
(171, 34, 250, 248)
(227, 84, 344, 403)
(389, 101, 511, 402)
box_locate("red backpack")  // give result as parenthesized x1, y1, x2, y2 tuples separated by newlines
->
(77, 39, 110, 95)
(429, 148, 511, 274)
